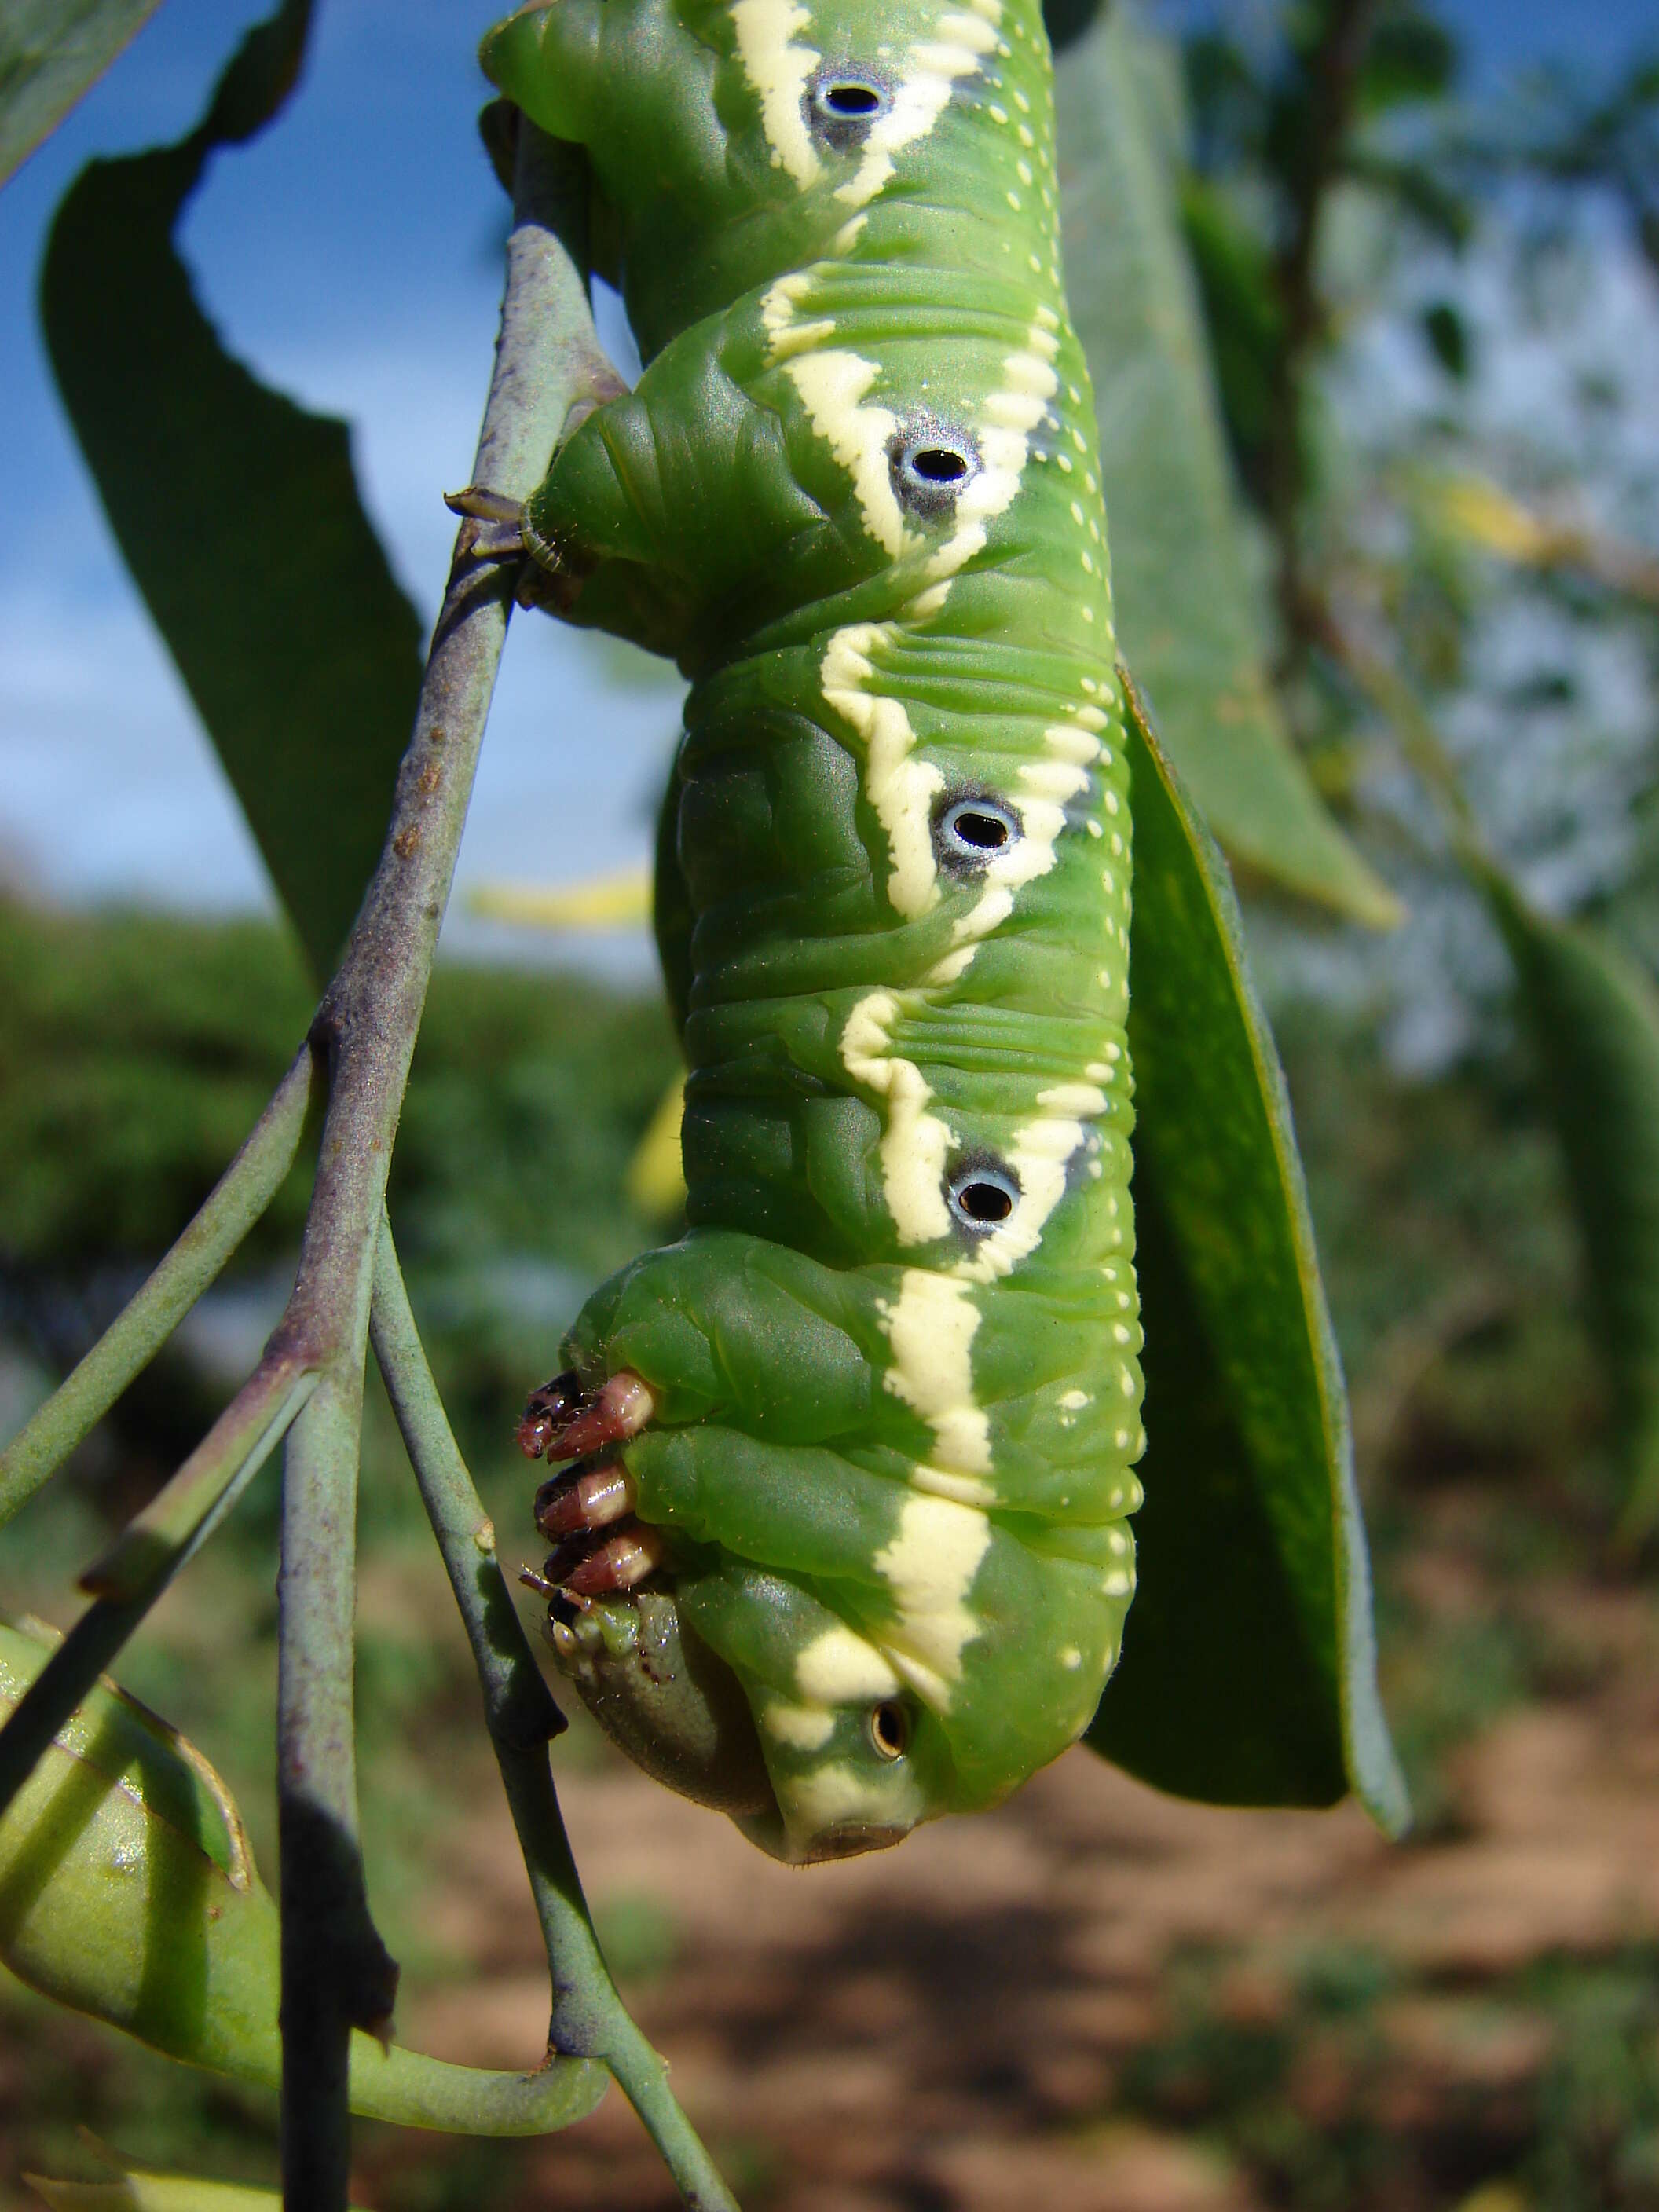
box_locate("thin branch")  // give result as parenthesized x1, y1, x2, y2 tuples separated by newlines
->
(1266, 0, 1380, 655)
(369, 1221, 740, 2211)
(273, 119, 613, 2209)
(0, 1045, 317, 1528)
(1311, 599, 1485, 859)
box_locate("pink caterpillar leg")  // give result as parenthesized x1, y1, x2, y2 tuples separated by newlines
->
(517, 1370, 654, 1462)
(520, 1524, 667, 1606)
(517, 1370, 661, 1615)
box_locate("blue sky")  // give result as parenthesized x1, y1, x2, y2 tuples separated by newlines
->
(2, 0, 1654, 971)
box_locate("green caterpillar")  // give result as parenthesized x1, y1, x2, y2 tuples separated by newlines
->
(478, 0, 1143, 1862)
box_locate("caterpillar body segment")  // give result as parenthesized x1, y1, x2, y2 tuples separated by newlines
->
(487, 0, 1144, 1862)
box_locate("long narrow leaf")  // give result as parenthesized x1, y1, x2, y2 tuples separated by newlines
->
(1088, 675, 1408, 1831)
(1479, 866, 1659, 1539)
(38, 0, 425, 979)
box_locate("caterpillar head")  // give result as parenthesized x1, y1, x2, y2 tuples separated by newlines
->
(544, 1584, 939, 1862)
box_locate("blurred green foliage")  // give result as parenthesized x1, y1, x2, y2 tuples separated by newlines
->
(1120, 1939, 1659, 2212)
(0, 898, 676, 1284)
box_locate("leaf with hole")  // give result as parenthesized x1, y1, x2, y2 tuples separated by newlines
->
(38, 0, 425, 980)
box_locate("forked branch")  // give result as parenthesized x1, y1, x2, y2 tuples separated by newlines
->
(0, 111, 737, 2211)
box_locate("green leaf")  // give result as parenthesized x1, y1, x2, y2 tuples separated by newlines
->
(0, 0, 165, 188)
(1087, 676, 1408, 1833)
(0, 1621, 606, 2134)
(38, 0, 425, 981)
(1056, 13, 1403, 930)
(1478, 866, 1659, 1540)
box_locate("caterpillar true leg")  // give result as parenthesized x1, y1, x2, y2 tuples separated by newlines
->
(518, 1370, 655, 1462)
(533, 1459, 639, 1538)
(540, 1524, 668, 1598)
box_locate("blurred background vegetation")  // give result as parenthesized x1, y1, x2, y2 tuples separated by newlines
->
(2, 0, 1658, 2205)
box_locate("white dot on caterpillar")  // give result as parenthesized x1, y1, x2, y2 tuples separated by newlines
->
(1005, 190, 1021, 209)
(1104, 790, 1119, 812)
(1070, 428, 1088, 452)
(1084, 471, 1099, 493)
(1060, 1646, 1082, 1671)
(1110, 831, 1124, 855)
(1101, 1569, 1133, 1597)
(1016, 159, 1033, 183)
(1119, 1371, 1137, 1397)
(1017, 123, 1034, 146)
(1112, 1322, 1133, 1346)
(1114, 1431, 1131, 1453)
(1086, 820, 1103, 839)
(1081, 675, 1100, 693)
(1013, 85, 1030, 108)
(1068, 383, 1082, 403)
(1116, 1291, 1132, 1309)
(1108, 1528, 1130, 1555)
(989, 101, 1008, 120)
(1028, 254, 1042, 272)
(1081, 605, 1094, 621)
(1056, 453, 1072, 473)
(1081, 551, 1094, 573)
(1069, 500, 1084, 523)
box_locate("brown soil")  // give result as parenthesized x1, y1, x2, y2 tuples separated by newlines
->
(375, 1558, 1659, 2212)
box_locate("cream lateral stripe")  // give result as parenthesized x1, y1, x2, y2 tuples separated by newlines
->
(840, 991, 955, 1245)
(786, 1760, 925, 1835)
(909, 1462, 997, 1507)
(731, 0, 821, 186)
(873, 1494, 992, 1705)
(764, 1700, 835, 1749)
(879, 1270, 991, 1474)
(836, 0, 1005, 211)
(785, 352, 916, 558)
(822, 624, 941, 918)
(953, 1079, 1110, 1286)
(795, 1622, 902, 1702)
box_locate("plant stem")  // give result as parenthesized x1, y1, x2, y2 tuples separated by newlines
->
(0, 1045, 317, 1528)
(1266, 0, 1379, 657)
(273, 120, 612, 2209)
(369, 1222, 740, 2210)
(1312, 601, 1485, 858)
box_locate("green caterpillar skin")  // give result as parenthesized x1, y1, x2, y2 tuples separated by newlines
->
(485, 0, 1144, 1862)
